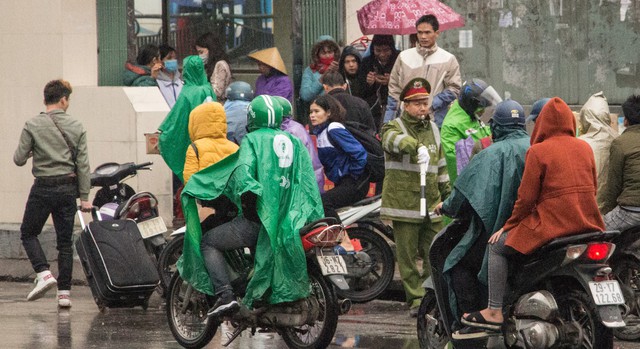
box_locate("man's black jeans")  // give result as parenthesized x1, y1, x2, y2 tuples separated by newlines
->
(20, 182, 77, 290)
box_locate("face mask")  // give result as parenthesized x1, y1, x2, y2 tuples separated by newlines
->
(319, 56, 334, 66)
(164, 59, 178, 72)
(199, 53, 208, 63)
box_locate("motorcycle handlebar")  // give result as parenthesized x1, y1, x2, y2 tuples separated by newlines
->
(136, 161, 153, 170)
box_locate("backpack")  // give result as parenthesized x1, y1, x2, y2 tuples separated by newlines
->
(329, 121, 385, 183)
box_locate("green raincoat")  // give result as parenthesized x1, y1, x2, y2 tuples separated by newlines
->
(380, 112, 451, 222)
(440, 100, 491, 184)
(178, 128, 324, 307)
(158, 55, 216, 180)
(441, 125, 529, 317)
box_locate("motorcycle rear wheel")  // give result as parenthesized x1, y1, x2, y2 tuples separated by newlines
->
(166, 272, 218, 349)
(281, 265, 339, 349)
(336, 227, 395, 302)
(417, 290, 449, 349)
(612, 257, 640, 341)
(554, 290, 613, 349)
(157, 234, 184, 296)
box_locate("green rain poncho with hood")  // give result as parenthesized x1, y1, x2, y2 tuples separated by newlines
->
(577, 92, 617, 209)
(158, 55, 216, 180)
(177, 126, 324, 307)
(441, 123, 530, 318)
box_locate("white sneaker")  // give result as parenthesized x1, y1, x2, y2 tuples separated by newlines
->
(57, 290, 71, 308)
(26, 270, 57, 301)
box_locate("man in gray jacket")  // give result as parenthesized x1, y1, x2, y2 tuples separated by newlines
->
(385, 14, 462, 128)
(14, 79, 92, 308)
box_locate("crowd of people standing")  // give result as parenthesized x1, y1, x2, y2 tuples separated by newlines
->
(15, 15, 640, 328)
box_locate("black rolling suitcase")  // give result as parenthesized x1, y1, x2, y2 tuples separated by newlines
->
(75, 211, 159, 310)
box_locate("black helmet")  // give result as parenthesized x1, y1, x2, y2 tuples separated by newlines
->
(491, 99, 526, 127)
(458, 79, 502, 117)
(226, 81, 254, 102)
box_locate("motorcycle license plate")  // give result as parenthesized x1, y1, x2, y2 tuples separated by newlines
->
(137, 217, 167, 239)
(588, 280, 625, 305)
(317, 254, 348, 275)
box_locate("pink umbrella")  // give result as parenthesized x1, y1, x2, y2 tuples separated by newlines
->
(357, 0, 465, 35)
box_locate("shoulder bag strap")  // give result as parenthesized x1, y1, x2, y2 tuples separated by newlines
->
(190, 142, 200, 161)
(45, 112, 78, 166)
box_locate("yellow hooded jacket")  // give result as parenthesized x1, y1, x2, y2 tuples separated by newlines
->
(183, 102, 239, 183)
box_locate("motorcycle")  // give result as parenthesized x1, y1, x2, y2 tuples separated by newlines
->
(157, 194, 396, 303)
(166, 217, 350, 349)
(333, 194, 396, 303)
(609, 225, 640, 340)
(90, 161, 167, 261)
(417, 220, 625, 349)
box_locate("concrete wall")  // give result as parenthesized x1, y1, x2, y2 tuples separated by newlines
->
(345, 0, 368, 44)
(1, 1, 172, 226)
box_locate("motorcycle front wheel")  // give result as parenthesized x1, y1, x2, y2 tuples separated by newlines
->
(157, 234, 184, 295)
(166, 272, 218, 349)
(336, 227, 395, 303)
(554, 290, 613, 349)
(612, 257, 640, 341)
(281, 265, 339, 349)
(417, 290, 449, 349)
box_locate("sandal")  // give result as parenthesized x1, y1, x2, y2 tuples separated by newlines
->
(461, 311, 502, 331)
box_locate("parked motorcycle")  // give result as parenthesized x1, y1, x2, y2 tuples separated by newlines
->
(417, 220, 625, 349)
(609, 225, 640, 340)
(158, 194, 396, 303)
(166, 217, 350, 349)
(90, 161, 167, 261)
(334, 194, 395, 303)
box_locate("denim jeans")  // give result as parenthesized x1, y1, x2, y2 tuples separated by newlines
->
(487, 232, 519, 309)
(20, 182, 77, 290)
(604, 206, 640, 232)
(200, 216, 261, 295)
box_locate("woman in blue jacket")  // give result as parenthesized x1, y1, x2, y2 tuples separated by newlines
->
(310, 94, 368, 219)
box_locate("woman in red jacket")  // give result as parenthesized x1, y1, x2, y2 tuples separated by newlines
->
(461, 97, 605, 332)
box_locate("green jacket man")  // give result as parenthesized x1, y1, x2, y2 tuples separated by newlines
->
(440, 79, 501, 184)
(381, 77, 451, 315)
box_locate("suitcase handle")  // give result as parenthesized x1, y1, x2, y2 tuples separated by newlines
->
(77, 207, 101, 230)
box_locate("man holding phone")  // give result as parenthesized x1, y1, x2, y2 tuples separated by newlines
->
(359, 35, 399, 132)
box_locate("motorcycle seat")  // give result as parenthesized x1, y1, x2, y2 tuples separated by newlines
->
(299, 217, 340, 236)
(347, 194, 381, 208)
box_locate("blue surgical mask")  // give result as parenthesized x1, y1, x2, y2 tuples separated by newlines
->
(164, 59, 178, 72)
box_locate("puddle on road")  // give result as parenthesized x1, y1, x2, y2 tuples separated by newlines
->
(333, 334, 419, 348)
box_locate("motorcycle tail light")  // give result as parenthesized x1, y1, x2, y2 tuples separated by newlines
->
(124, 201, 142, 219)
(585, 242, 614, 261)
(301, 225, 344, 250)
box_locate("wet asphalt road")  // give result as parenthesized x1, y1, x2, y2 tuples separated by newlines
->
(0, 281, 417, 349)
(1, 281, 639, 349)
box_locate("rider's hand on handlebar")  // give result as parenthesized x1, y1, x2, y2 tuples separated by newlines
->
(488, 228, 504, 244)
(80, 200, 92, 212)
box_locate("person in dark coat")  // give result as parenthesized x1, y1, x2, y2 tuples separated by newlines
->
(338, 46, 366, 99)
(321, 71, 376, 133)
(460, 97, 605, 333)
(433, 99, 530, 322)
(358, 35, 399, 132)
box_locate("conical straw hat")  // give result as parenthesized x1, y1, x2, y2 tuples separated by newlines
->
(248, 47, 288, 75)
